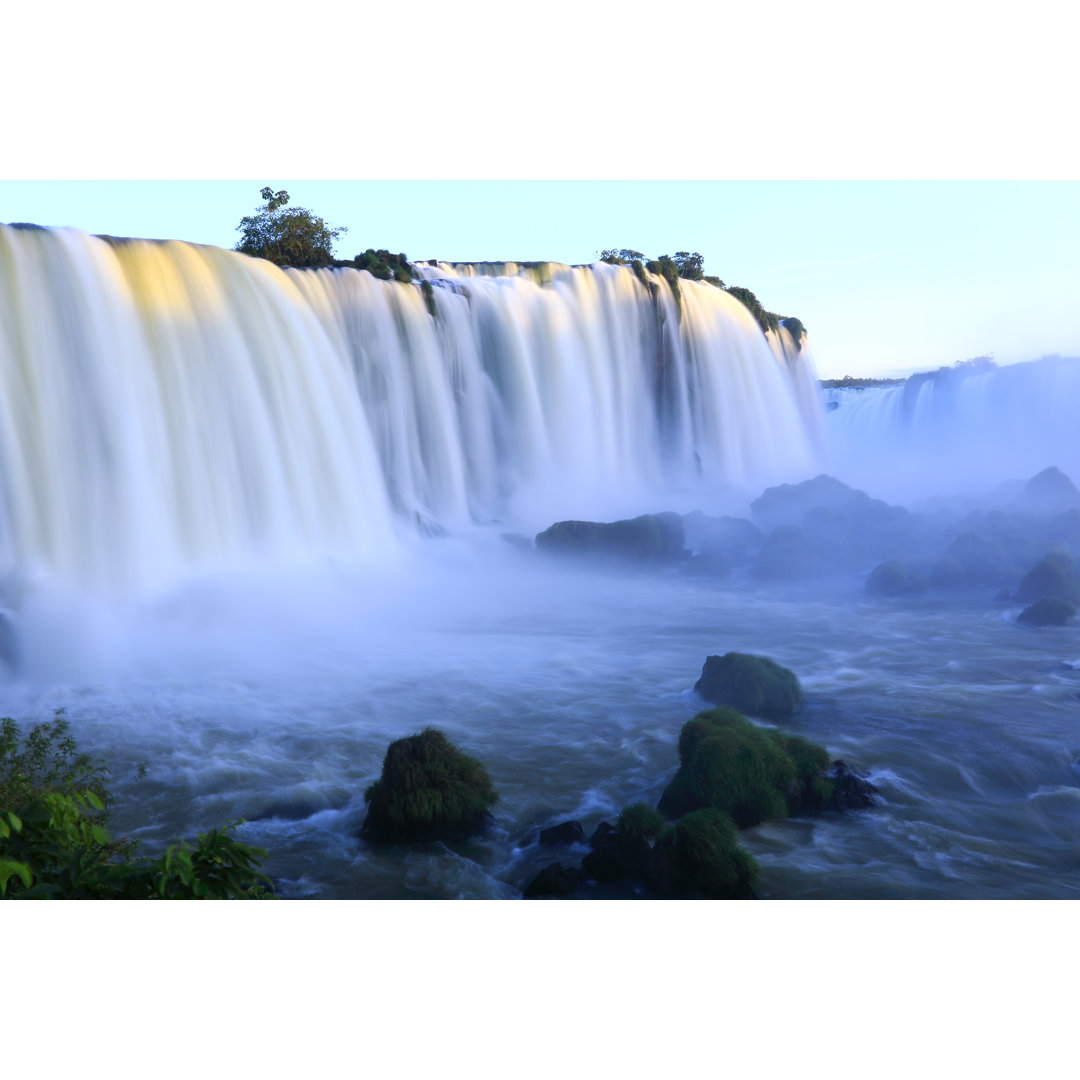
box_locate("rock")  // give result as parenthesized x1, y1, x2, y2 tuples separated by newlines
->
(658, 707, 828, 826)
(580, 817, 652, 883)
(751, 474, 878, 532)
(538, 820, 585, 846)
(642, 808, 758, 900)
(1015, 551, 1080, 605)
(929, 555, 967, 589)
(751, 525, 829, 581)
(1017, 597, 1077, 627)
(866, 560, 911, 596)
(1022, 467, 1080, 512)
(941, 533, 1011, 586)
(825, 761, 878, 811)
(361, 728, 498, 844)
(682, 513, 763, 562)
(535, 513, 686, 564)
(693, 652, 803, 720)
(523, 863, 582, 899)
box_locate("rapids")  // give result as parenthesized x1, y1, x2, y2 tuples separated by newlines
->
(1, 224, 1077, 899)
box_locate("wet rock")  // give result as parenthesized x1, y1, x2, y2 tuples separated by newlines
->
(693, 652, 803, 720)
(1022, 466, 1080, 512)
(1015, 551, 1080, 605)
(523, 863, 582, 899)
(866, 560, 925, 596)
(538, 820, 585, 846)
(1017, 597, 1077, 627)
(682, 512, 763, 562)
(825, 760, 879, 810)
(581, 820, 651, 883)
(535, 513, 686, 564)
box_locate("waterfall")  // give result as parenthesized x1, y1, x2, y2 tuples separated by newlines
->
(0, 224, 824, 596)
(824, 355, 1080, 501)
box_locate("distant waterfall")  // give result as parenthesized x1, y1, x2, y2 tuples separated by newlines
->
(0, 225, 824, 594)
(825, 356, 1080, 501)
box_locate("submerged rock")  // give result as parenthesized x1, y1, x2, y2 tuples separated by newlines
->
(538, 820, 585, 846)
(361, 728, 498, 844)
(825, 761, 879, 810)
(523, 863, 582, 899)
(1017, 596, 1077, 627)
(693, 652, 803, 720)
(535, 513, 686, 564)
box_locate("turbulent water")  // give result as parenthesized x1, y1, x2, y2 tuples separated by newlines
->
(1, 224, 1077, 899)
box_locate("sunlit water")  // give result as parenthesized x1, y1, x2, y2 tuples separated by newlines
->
(3, 539, 1077, 899)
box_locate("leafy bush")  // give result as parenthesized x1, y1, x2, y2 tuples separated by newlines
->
(235, 186, 347, 268)
(643, 808, 758, 899)
(348, 248, 413, 283)
(1, 713, 274, 899)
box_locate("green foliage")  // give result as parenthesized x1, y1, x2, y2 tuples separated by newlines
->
(782, 316, 806, 351)
(362, 728, 498, 844)
(598, 248, 645, 265)
(646, 256, 682, 318)
(616, 803, 666, 843)
(643, 808, 758, 899)
(671, 251, 704, 280)
(658, 707, 832, 826)
(1, 714, 274, 899)
(349, 249, 413, 283)
(235, 186, 347, 268)
(725, 285, 780, 335)
(421, 278, 437, 318)
(693, 652, 803, 720)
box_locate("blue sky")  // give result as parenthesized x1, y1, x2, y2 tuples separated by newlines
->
(2, 5, 1077, 382)
(3, 179, 1076, 379)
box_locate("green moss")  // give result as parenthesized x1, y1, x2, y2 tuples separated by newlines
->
(693, 652, 803, 720)
(643, 808, 758, 899)
(616, 803, 665, 843)
(781, 316, 806, 351)
(659, 708, 833, 826)
(362, 728, 498, 844)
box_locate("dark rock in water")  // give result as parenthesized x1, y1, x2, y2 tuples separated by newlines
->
(535, 513, 686, 564)
(538, 820, 585, 846)
(249, 799, 333, 823)
(751, 474, 877, 532)
(751, 524, 829, 580)
(826, 761, 879, 810)
(1022, 467, 1080, 512)
(523, 863, 582, 899)
(682, 512, 763, 562)
(940, 533, 1012, 586)
(866, 560, 918, 597)
(361, 728, 498, 844)
(581, 819, 651, 883)
(642, 808, 758, 900)
(694, 652, 803, 720)
(1015, 551, 1080, 605)
(1017, 596, 1077, 627)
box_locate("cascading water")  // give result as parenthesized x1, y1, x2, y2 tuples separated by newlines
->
(0, 224, 823, 596)
(824, 355, 1080, 502)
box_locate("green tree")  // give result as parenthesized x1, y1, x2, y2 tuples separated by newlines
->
(235, 186, 347, 268)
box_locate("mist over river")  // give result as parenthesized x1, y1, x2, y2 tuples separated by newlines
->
(1, 226, 1077, 898)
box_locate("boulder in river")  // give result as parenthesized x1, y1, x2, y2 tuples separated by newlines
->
(693, 652, 803, 720)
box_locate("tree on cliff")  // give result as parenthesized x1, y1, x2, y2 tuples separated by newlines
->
(235, 187, 347, 268)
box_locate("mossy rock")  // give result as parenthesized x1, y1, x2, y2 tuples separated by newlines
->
(1015, 551, 1080, 605)
(693, 652, 803, 720)
(866, 560, 909, 596)
(658, 707, 828, 827)
(361, 728, 498, 844)
(642, 809, 758, 899)
(1017, 596, 1077, 627)
(535, 513, 685, 564)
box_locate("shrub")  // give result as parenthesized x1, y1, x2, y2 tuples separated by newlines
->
(362, 728, 498, 843)
(693, 652, 803, 720)
(616, 803, 666, 843)
(1, 714, 274, 899)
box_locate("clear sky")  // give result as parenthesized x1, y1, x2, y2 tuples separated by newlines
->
(2, 5, 1077, 383)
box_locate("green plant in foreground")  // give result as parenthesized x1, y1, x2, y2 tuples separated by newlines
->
(1, 714, 275, 899)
